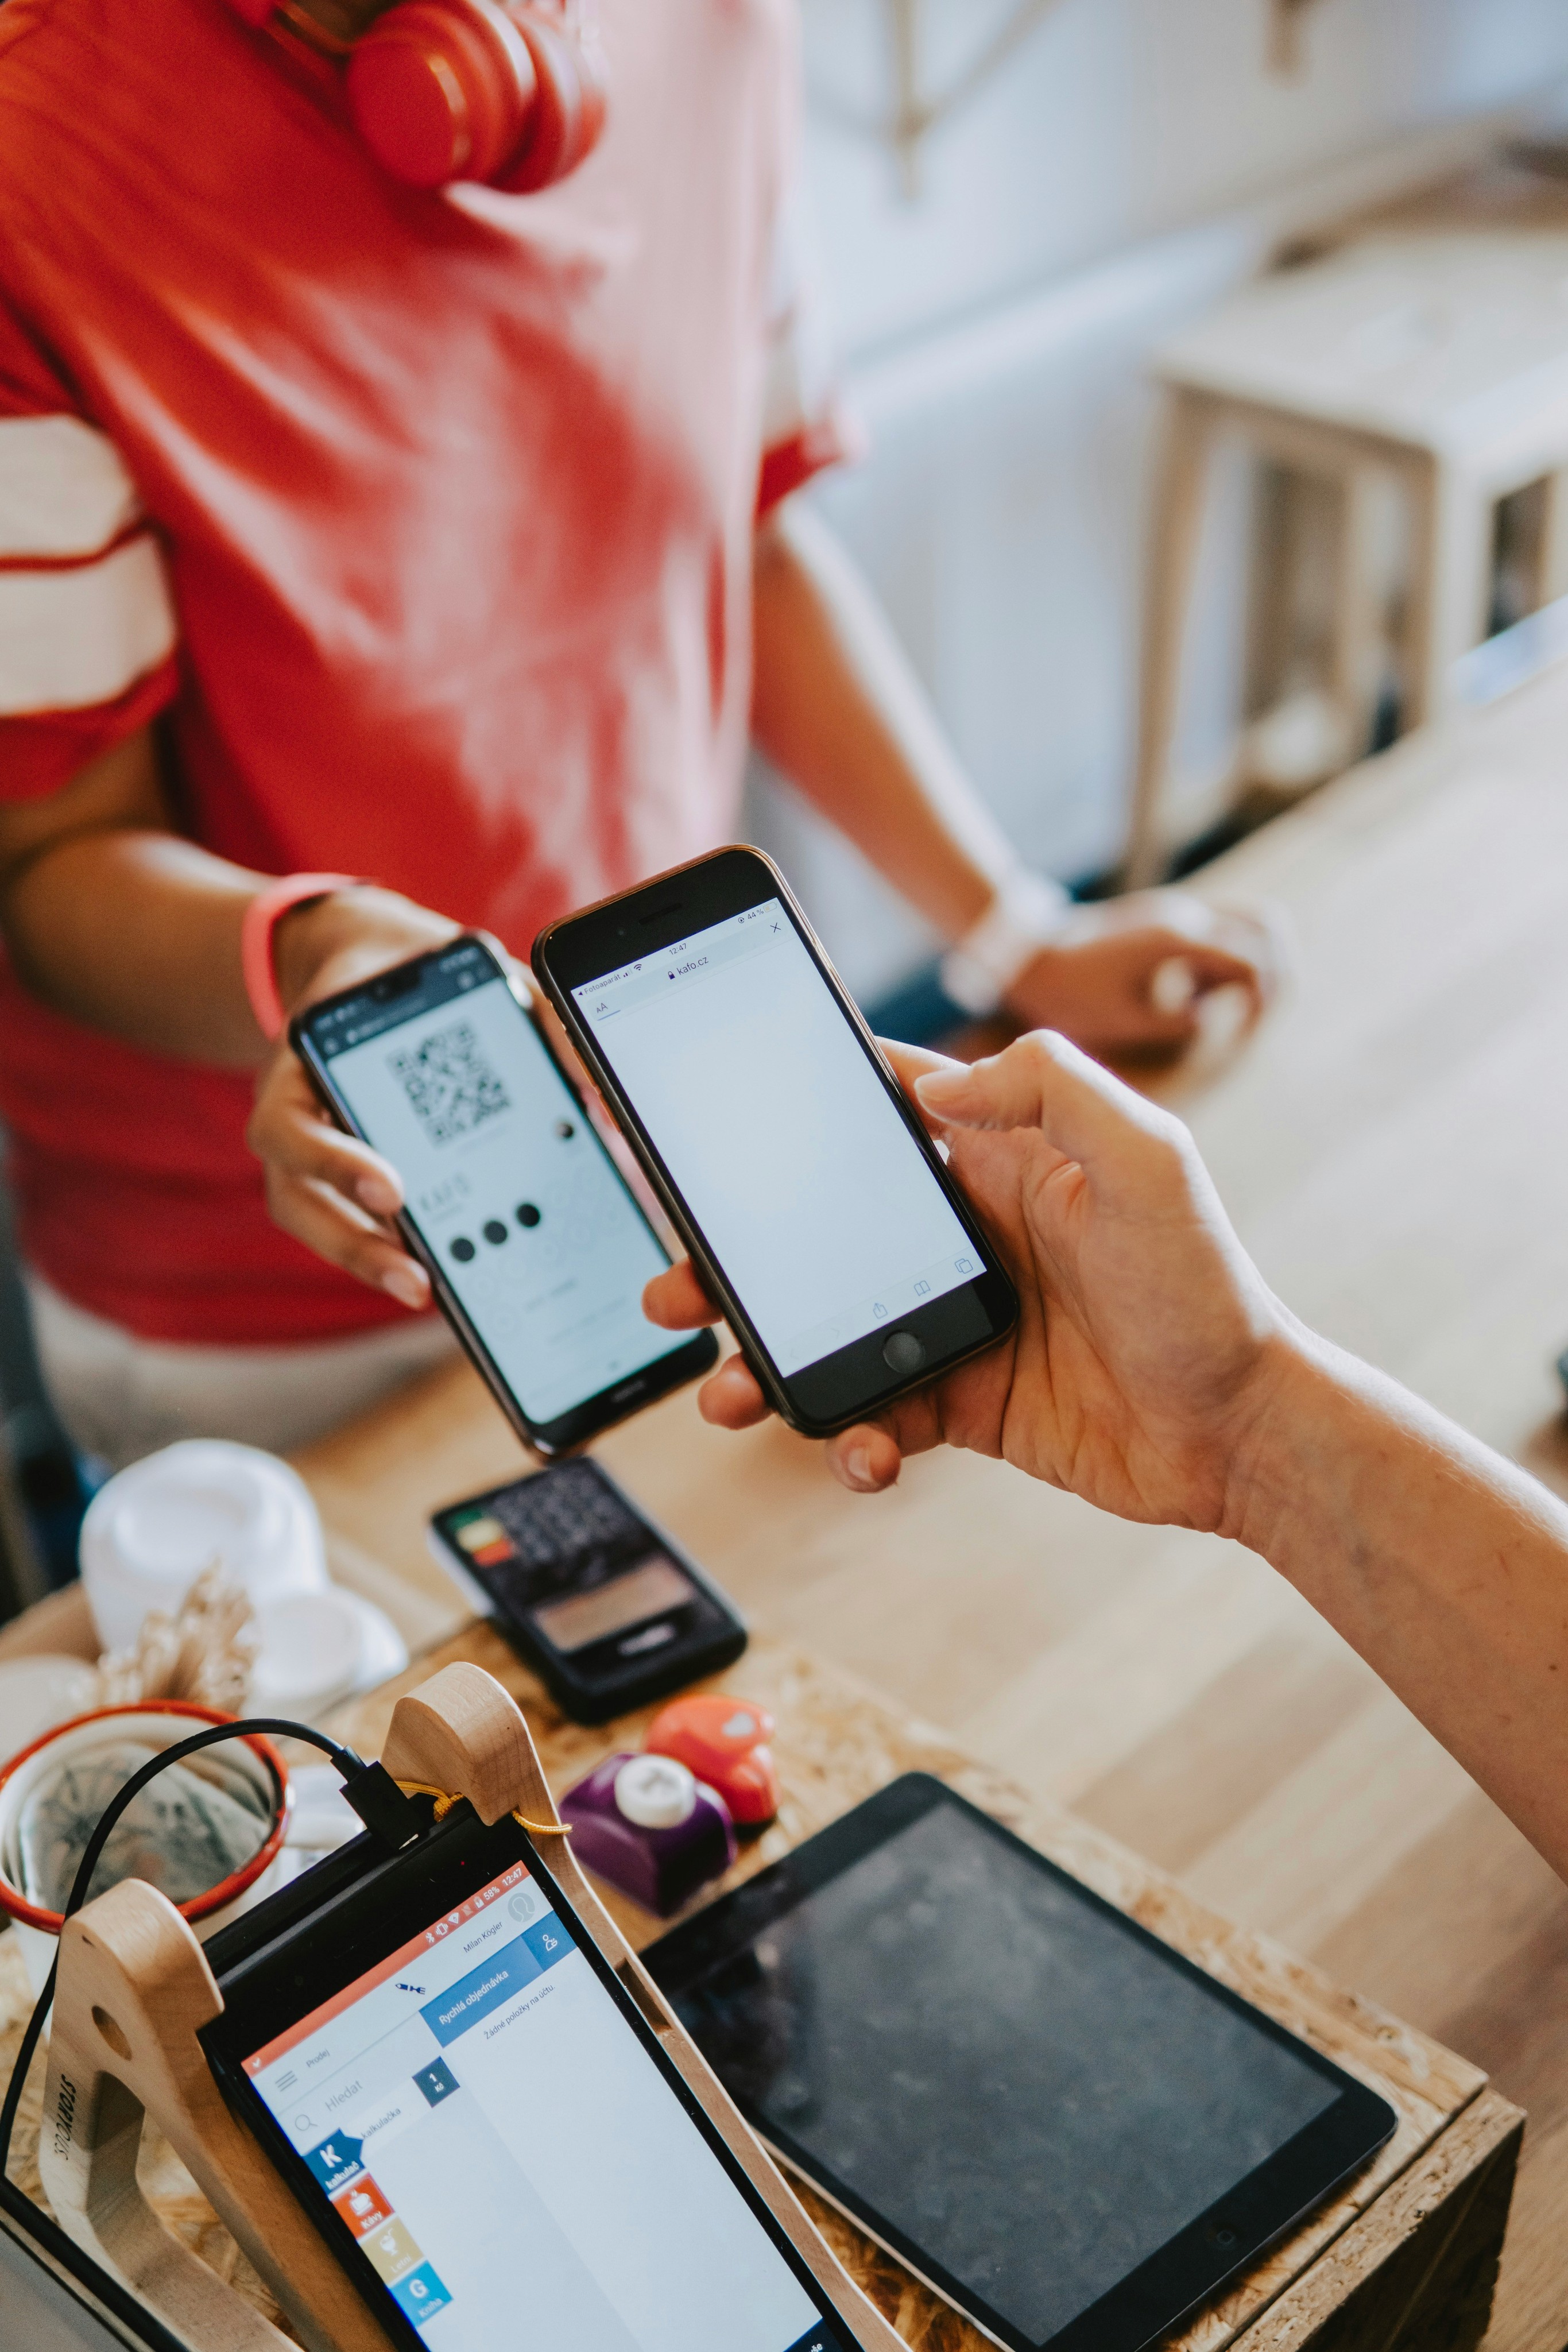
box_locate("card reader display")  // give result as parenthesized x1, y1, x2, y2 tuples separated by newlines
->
(444, 1459, 704, 1663)
(242, 1860, 824, 2352)
(429, 1461, 747, 1724)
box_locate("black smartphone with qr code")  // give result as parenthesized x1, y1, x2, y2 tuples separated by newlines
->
(290, 935, 717, 1459)
(428, 1459, 745, 1722)
(199, 1802, 868, 2352)
(532, 847, 1019, 1439)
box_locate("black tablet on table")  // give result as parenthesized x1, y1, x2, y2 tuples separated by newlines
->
(643, 1774, 1396, 2352)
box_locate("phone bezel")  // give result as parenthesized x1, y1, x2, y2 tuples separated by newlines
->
(289, 934, 718, 1459)
(427, 1460, 748, 1726)
(200, 1806, 859, 2352)
(531, 847, 1019, 1438)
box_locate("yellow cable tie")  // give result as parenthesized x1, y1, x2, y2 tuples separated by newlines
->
(394, 1780, 571, 1838)
(394, 1778, 459, 1820)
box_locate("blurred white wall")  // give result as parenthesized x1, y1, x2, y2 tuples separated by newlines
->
(752, 0, 1568, 1001)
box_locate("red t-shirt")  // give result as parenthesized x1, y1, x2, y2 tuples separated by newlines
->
(0, 0, 846, 1343)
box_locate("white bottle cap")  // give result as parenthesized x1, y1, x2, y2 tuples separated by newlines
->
(613, 1754, 697, 1830)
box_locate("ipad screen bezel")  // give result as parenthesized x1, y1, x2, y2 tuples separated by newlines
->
(644, 1774, 1396, 2352)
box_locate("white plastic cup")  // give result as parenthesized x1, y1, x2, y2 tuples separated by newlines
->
(79, 1441, 329, 1655)
(250, 1589, 409, 1718)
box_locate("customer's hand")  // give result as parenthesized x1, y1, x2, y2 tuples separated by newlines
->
(642, 1031, 1296, 1528)
(246, 886, 463, 1308)
(1004, 891, 1284, 1055)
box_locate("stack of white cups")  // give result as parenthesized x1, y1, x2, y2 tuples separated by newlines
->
(80, 1440, 406, 1717)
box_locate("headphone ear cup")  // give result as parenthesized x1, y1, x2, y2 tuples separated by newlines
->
(490, 4, 605, 193)
(346, 0, 537, 188)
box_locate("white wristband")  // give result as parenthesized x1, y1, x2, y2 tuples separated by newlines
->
(939, 871, 1072, 1016)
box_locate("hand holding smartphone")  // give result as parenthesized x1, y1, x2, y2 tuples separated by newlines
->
(532, 848, 1017, 1437)
(290, 936, 717, 1455)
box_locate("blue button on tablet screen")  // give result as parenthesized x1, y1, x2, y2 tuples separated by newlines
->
(391, 2262, 453, 2328)
(419, 1921, 575, 2048)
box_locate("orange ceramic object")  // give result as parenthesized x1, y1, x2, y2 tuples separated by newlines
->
(644, 1694, 780, 1827)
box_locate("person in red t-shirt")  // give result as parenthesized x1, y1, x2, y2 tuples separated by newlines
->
(0, 0, 1275, 1465)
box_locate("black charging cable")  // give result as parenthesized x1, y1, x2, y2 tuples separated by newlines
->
(0, 1719, 427, 2185)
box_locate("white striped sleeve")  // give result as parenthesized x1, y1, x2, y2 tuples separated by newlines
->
(0, 414, 177, 717)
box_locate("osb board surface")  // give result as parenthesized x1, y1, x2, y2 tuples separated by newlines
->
(331, 1621, 1490, 2352)
(0, 1619, 1493, 2352)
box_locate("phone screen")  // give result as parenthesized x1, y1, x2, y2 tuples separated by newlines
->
(306, 942, 688, 1429)
(239, 1854, 835, 2352)
(570, 899, 989, 1378)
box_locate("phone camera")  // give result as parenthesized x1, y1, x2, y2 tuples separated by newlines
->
(517, 1202, 542, 1228)
(482, 1220, 509, 1246)
(555, 1119, 575, 1140)
(450, 1237, 476, 1263)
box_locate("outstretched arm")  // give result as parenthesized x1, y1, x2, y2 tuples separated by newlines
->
(0, 725, 455, 1306)
(645, 1031, 1568, 1882)
(752, 500, 1279, 1050)
(1228, 1338, 1568, 1885)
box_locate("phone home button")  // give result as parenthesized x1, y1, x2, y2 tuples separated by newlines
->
(881, 1330, 926, 1376)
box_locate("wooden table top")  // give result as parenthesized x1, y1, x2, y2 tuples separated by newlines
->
(292, 657, 1568, 2351)
(2, 660, 1562, 2349)
(1154, 232, 1568, 470)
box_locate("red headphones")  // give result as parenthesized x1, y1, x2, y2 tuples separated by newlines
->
(224, 0, 606, 192)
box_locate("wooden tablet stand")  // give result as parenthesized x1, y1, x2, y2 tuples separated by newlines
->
(35, 1663, 904, 2352)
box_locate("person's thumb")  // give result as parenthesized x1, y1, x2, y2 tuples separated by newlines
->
(915, 1031, 1180, 1171)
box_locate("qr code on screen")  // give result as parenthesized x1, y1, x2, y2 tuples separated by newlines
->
(388, 1022, 510, 1146)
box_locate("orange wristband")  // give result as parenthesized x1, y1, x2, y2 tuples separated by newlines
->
(241, 872, 359, 1041)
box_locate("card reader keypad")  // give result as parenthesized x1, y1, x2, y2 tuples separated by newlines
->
(441, 1461, 741, 1701)
(494, 1461, 645, 1572)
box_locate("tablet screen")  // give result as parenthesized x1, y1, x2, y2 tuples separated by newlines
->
(646, 1778, 1394, 2352)
(237, 1854, 832, 2352)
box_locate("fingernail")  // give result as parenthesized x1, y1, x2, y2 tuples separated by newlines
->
(914, 1069, 967, 1107)
(357, 1174, 400, 1214)
(381, 1262, 427, 1309)
(1149, 957, 1198, 1016)
(843, 1446, 876, 1491)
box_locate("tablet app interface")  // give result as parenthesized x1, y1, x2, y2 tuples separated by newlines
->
(313, 942, 686, 1425)
(574, 901, 986, 1375)
(244, 1862, 833, 2352)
